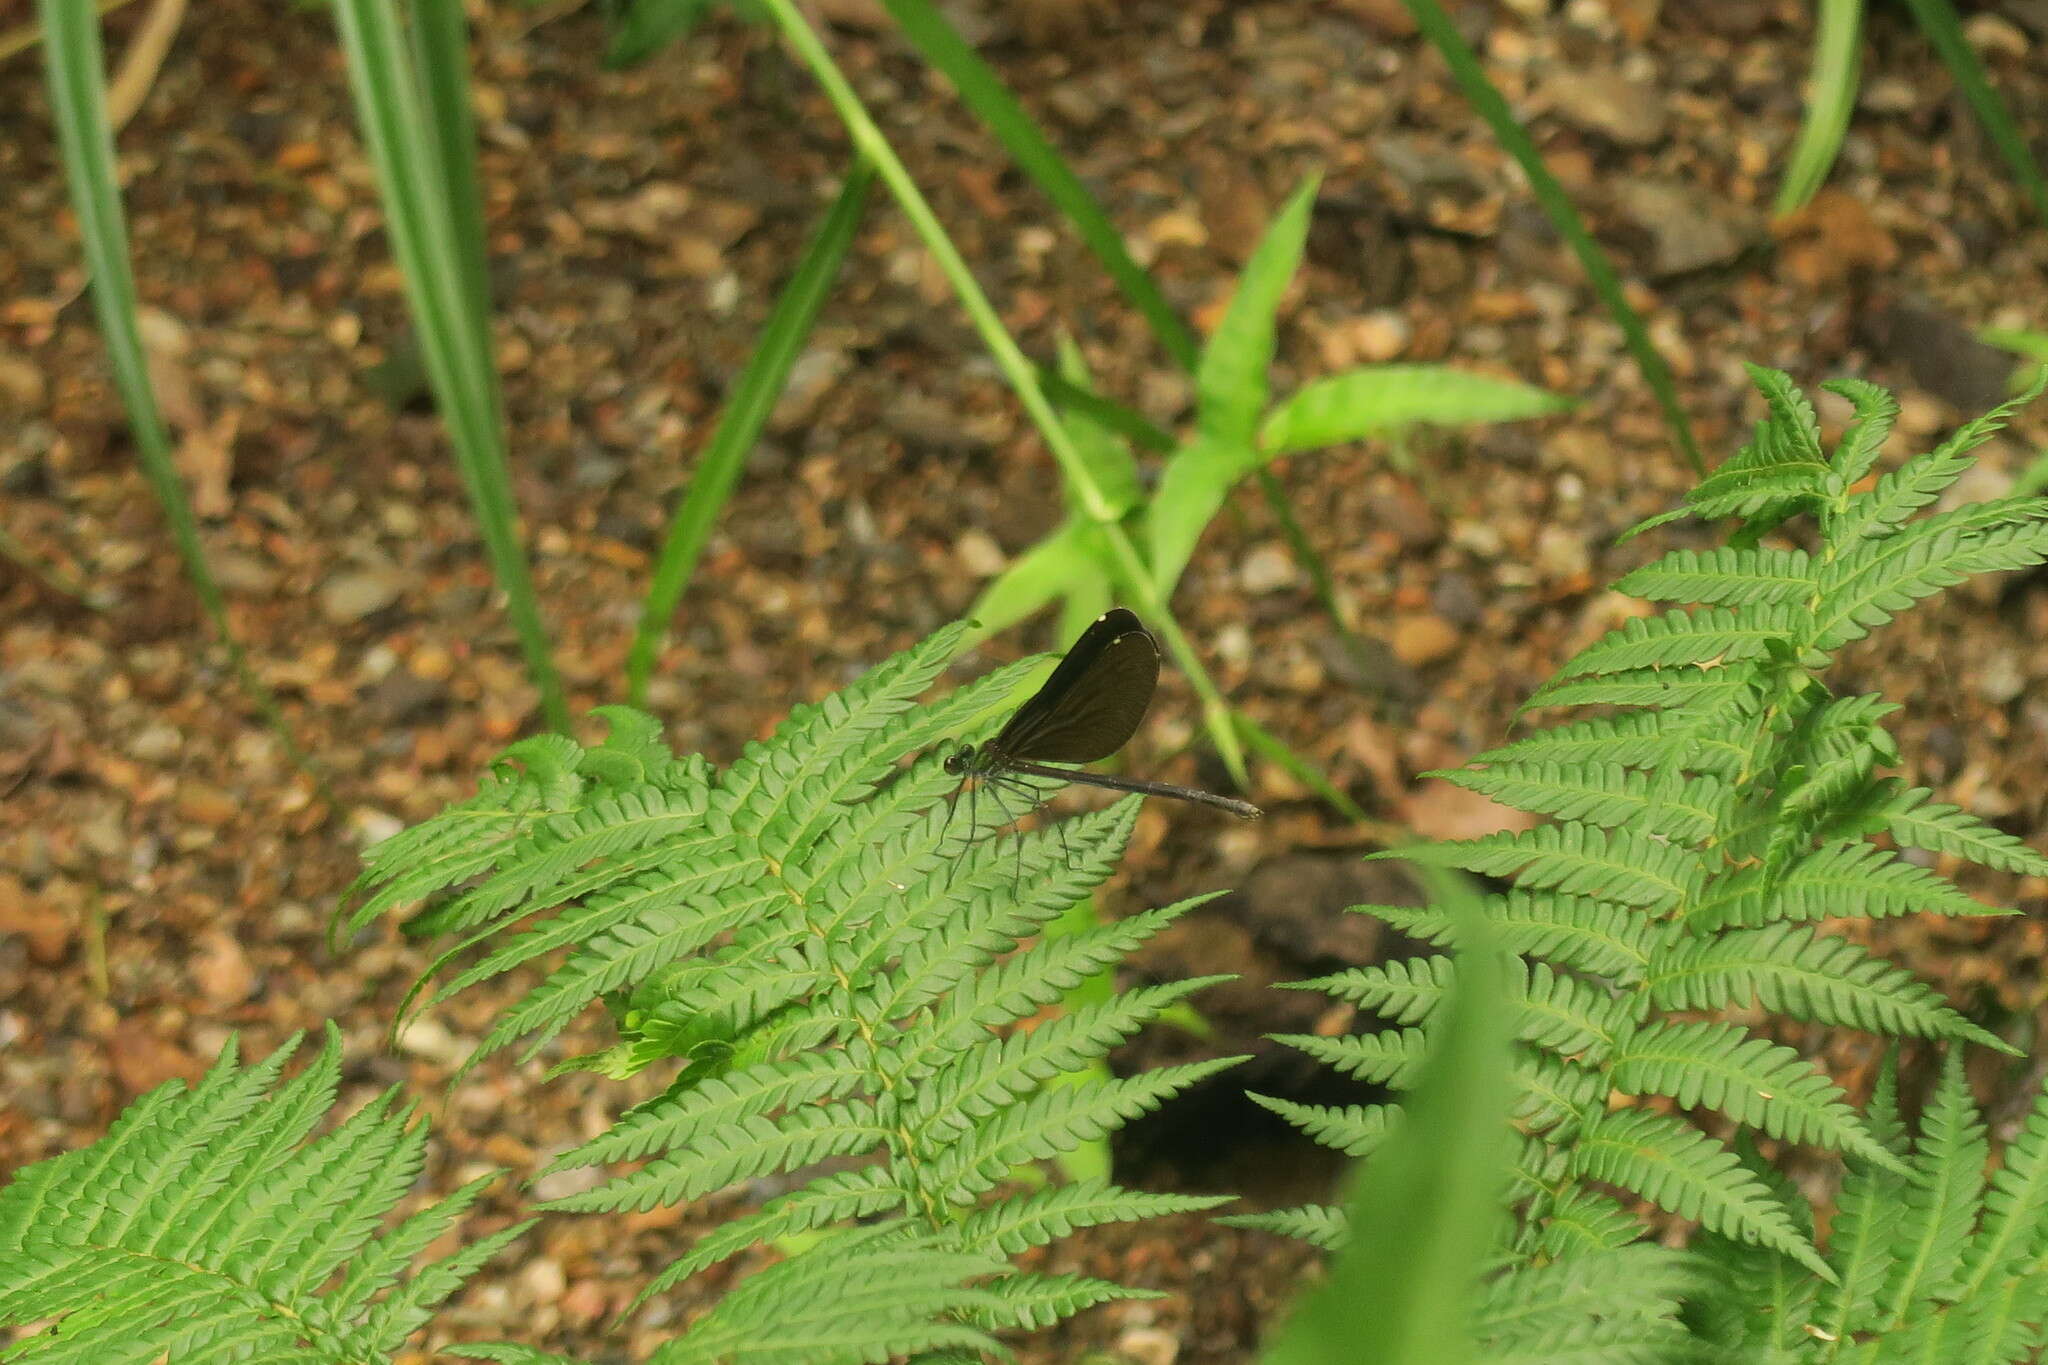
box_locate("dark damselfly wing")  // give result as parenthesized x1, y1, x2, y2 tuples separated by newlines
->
(986, 608, 1161, 765)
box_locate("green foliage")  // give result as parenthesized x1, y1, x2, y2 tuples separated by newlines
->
(330, 0, 568, 729)
(1690, 1052, 2048, 1361)
(1259, 869, 1513, 1365)
(340, 621, 1239, 1351)
(1252, 870, 1701, 1365)
(970, 174, 1568, 641)
(0, 1029, 529, 1362)
(1258, 370, 2048, 1305)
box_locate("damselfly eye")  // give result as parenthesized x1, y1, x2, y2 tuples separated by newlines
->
(944, 745, 973, 775)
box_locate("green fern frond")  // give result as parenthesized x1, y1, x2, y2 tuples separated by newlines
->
(1358, 893, 1659, 983)
(0, 1030, 524, 1360)
(909, 976, 1233, 1143)
(1554, 604, 1815, 680)
(1513, 959, 1634, 1062)
(969, 1271, 1162, 1330)
(1286, 954, 1455, 1025)
(1470, 708, 1748, 774)
(1430, 762, 1727, 843)
(1747, 364, 1829, 466)
(543, 1101, 889, 1215)
(926, 1056, 1248, 1206)
(588, 1221, 1010, 1365)
(1833, 377, 2042, 543)
(1645, 922, 2008, 1050)
(550, 1050, 873, 1173)
(1883, 788, 2048, 878)
(1268, 1028, 1433, 1088)
(1810, 518, 2048, 650)
(1822, 375, 1900, 488)
(1813, 1106, 1910, 1348)
(1472, 1245, 1699, 1359)
(1695, 840, 2002, 929)
(1616, 545, 1816, 606)
(1959, 1079, 2048, 1297)
(956, 1181, 1232, 1255)
(1390, 822, 1695, 910)
(624, 1167, 904, 1311)
(1510, 1053, 1607, 1136)
(1245, 1092, 1401, 1158)
(1521, 665, 1755, 714)
(1215, 1203, 1350, 1250)
(1569, 1107, 1830, 1278)
(1607, 1020, 1893, 1166)
(1881, 1052, 1989, 1324)
(1528, 1188, 1649, 1259)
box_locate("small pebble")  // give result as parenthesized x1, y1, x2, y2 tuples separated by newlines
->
(1392, 613, 1461, 667)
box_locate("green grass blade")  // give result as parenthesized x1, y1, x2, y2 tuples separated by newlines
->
(1193, 172, 1320, 456)
(626, 161, 873, 704)
(331, 0, 568, 730)
(880, 0, 1198, 372)
(39, 0, 316, 776)
(1259, 364, 1573, 455)
(40, 0, 223, 636)
(1262, 866, 1512, 1365)
(1900, 0, 2048, 225)
(603, 0, 719, 68)
(1774, 0, 1864, 216)
(1400, 0, 1702, 474)
(408, 0, 494, 413)
(1035, 364, 1174, 454)
(1236, 713, 1377, 830)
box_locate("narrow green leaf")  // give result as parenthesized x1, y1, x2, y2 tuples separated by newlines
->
(38, 0, 313, 772)
(1195, 171, 1320, 453)
(627, 161, 873, 703)
(881, 0, 1197, 370)
(1899, 0, 2048, 225)
(1773, 0, 1864, 215)
(605, 0, 719, 68)
(331, 0, 568, 729)
(1263, 867, 1514, 1365)
(1259, 365, 1571, 455)
(1398, 0, 1700, 472)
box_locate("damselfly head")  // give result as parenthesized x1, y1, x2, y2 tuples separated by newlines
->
(943, 743, 977, 777)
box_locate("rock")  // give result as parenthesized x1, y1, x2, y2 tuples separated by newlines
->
(109, 1016, 204, 1100)
(0, 351, 45, 408)
(211, 549, 279, 595)
(393, 1016, 473, 1069)
(1391, 613, 1460, 667)
(1116, 1326, 1182, 1365)
(1333, 0, 1416, 37)
(175, 781, 239, 828)
(1775, 188, 1900, 289)
(1228, 853, 1425, 969)
(1544, 70, 1667, 146)
(1239, 544, 1297, 594)
(319, 568, 407, 624)
(190, 930, 255, 1007)
(1975, 649, 2027, 705)
(768, 345, 849, 433)
(1858, 295, 2013, 414)
(953, 529, 1006, 577)
(0, 873, 73, 965)
(1612, 179, 1761, 278)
